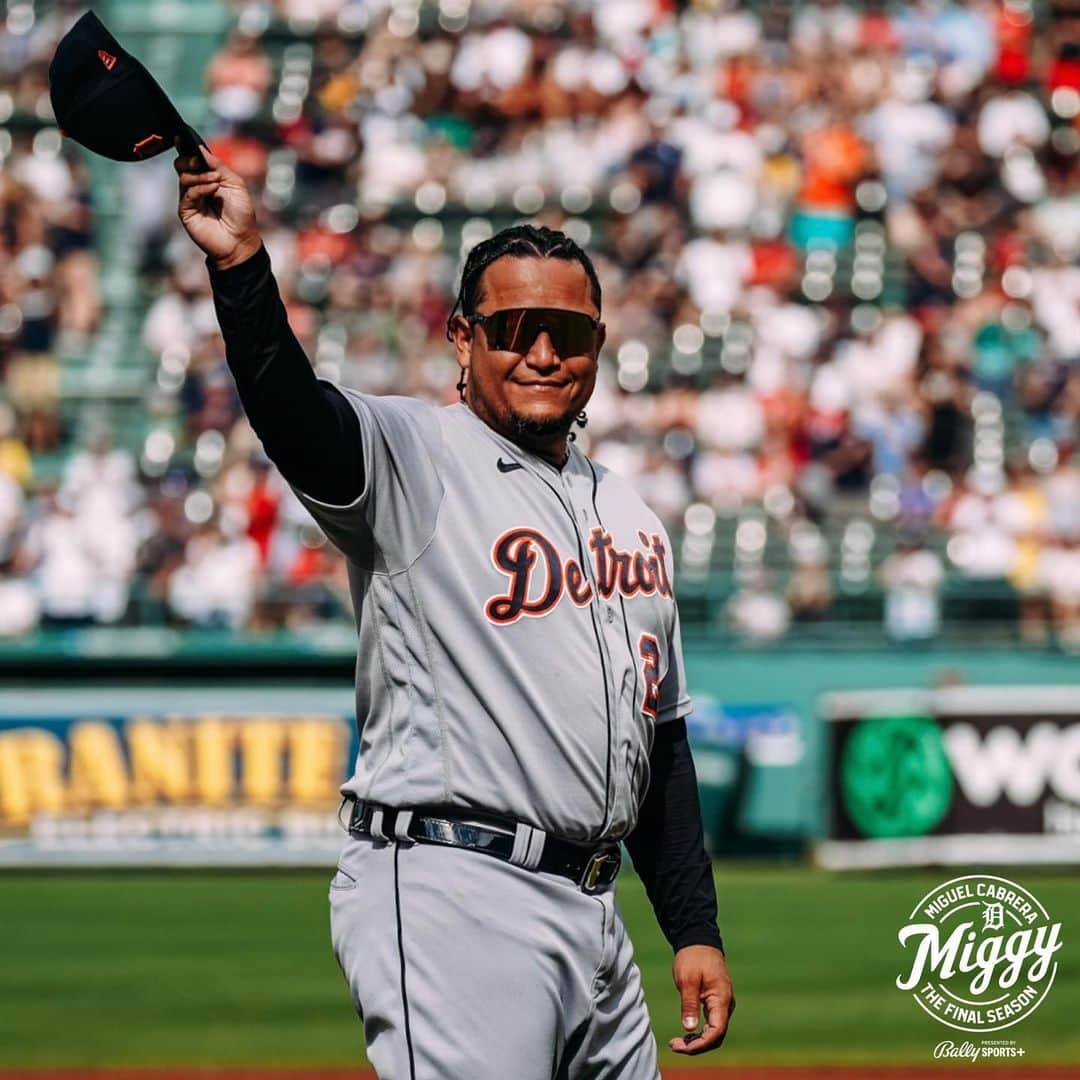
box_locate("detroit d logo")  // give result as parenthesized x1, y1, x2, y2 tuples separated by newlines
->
(896, 875, 1062, 1032)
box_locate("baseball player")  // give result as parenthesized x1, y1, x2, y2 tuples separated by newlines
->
(176, 143, 733, 1079)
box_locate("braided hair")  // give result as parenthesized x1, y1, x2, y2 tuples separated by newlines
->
(447, 225, 599, 451)
(445, 223, 602, 338)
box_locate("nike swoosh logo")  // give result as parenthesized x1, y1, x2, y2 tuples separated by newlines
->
(497, 458, 524, 473)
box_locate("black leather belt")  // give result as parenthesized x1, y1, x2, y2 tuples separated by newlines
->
(344, 798, 621, 895)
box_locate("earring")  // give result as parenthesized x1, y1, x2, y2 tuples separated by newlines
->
(457, 370, 467, 402)
(568, 410, 588, 444)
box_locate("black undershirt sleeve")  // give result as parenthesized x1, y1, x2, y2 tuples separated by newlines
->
(624, 718, 725, 955)
(205, 244, 364, 505)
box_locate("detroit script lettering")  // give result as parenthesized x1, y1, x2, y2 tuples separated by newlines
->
(485, 526, 673, 624)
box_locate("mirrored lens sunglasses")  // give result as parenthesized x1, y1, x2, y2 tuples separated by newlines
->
(468, 307, 600, 357)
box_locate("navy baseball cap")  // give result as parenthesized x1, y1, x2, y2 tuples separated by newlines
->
(49, 10, 206, 162)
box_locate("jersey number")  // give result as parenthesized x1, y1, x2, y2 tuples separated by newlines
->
(638, 633, 661, 719)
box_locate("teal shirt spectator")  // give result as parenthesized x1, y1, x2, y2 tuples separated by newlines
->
(973, 319, 1040, 397)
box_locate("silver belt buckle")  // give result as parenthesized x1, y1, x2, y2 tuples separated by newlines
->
(580, 848, 620, 894)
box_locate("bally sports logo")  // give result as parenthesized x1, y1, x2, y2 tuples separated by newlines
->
(897, 875, 1062, 1032)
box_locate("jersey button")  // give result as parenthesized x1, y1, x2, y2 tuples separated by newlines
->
(605, 605, 616, 624)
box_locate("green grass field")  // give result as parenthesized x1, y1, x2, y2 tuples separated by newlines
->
(0, 866, 1075, 1068)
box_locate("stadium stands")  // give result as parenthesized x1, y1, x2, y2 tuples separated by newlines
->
(2, 0, 1080, 648)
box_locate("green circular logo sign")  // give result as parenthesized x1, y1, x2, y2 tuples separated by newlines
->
(841, 714, 953, 837)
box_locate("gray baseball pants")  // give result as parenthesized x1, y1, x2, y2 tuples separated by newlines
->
(328, 831, 661, 1079)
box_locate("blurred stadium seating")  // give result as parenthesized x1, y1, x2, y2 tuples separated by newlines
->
(2, 0, 1080, 652)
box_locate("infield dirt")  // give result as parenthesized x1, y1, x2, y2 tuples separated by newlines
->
(3, 1070, 1080, 1079)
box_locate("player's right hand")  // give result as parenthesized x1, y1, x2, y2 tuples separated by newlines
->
(174, 141, 261, 270)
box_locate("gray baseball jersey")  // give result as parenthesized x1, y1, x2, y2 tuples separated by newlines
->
(293, 387, 692, 843)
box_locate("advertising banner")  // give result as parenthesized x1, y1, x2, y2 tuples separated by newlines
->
(0, 687, 356, 866)
(686, 696, 807, 854)
(0, 685, 808, 866)
(820, 686, 1080, 868)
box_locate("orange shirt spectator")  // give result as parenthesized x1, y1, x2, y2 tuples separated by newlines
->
(797, 125, 866, 212)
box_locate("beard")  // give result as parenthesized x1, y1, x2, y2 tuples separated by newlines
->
(505, 405, 578, 441)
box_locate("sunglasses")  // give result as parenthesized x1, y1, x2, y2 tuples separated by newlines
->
(468, 307, 601, 358)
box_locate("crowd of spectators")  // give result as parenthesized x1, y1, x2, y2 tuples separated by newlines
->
(0, 1, 99, 440)
(2, 0, 1080, 646)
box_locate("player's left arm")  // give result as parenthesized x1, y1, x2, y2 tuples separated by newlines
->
(624, 719, 735, 1055)
(624, 593, 734, 1055)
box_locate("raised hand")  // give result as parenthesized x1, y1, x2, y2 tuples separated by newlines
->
(174, 141, 261, 270)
